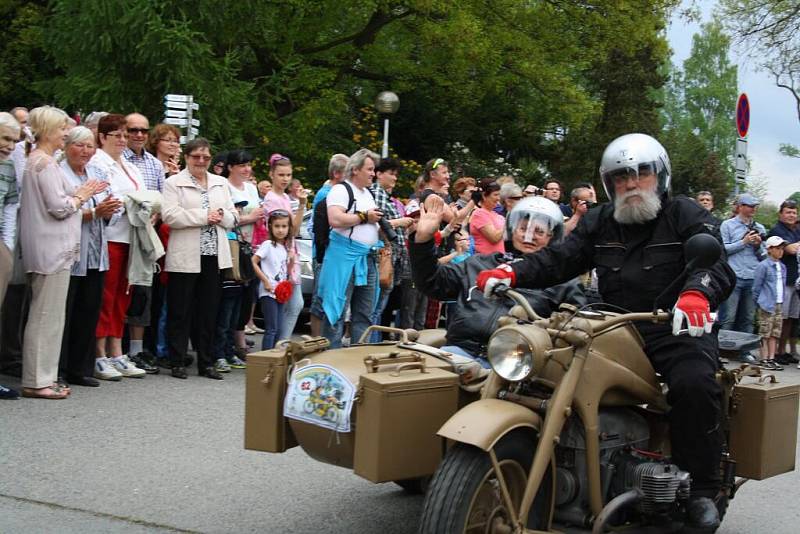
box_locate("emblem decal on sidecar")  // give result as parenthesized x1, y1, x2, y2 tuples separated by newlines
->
(284, 364, 356, 432)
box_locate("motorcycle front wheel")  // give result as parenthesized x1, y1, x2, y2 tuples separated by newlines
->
(419, 429, 553, 534)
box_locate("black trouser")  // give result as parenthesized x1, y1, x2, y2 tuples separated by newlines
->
(59, 270, 105, 377)
(237, 278, 258, 330)
(638, 322, 723, 497)
(0, 283, 29, 375)
(143, 271, 165, 355)
(167, 256, 221, 371)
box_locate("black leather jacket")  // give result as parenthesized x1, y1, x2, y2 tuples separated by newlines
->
(510, 195, 735, 313)
(410, 240, 586, 356)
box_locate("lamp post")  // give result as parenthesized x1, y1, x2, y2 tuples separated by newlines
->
(375, 91, 400, 158)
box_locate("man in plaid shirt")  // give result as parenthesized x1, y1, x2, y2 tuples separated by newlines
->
(122, 113, 164, 374)
(369, 158, 414, 339)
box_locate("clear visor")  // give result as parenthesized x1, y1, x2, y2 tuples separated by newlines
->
(511, 214, 558, 245)
(602, 162, 659, 185)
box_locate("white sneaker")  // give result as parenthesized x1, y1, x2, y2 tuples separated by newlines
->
(109, 355, 146, 378)
(94, 357, 123, 381)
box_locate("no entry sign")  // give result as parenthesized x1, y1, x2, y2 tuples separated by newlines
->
(736, 93, 750, 138)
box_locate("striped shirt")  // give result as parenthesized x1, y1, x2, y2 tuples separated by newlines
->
(123, 148, 164, 192)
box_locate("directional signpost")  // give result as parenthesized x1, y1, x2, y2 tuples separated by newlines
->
(163, 94, 199, 143)
(734, 93, 749, 196)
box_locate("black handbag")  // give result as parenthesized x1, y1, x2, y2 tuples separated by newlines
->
(224, 227, 256, 283)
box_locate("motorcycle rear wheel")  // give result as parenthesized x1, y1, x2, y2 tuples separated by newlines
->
(419, 429, 553, 534)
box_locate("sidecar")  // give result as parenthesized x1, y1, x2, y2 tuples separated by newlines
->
(243, 327, 481, 487)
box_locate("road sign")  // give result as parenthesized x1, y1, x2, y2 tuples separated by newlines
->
(165, 94, 191, 103)
(179, 135, 187, 145)
(735, 138, 748, 173)
(736, 93, 750, 138)
(164, 117, 188, 127)
(164, 100, 199, 111)
(165, 109, 188, 119)
(190, 118, 200, 127)
(189, 127, 199, 137)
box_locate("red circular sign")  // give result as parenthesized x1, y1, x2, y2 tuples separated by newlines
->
(736, 93, 750, 138)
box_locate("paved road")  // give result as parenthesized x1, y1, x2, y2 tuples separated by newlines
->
(2, 351, 800, 533)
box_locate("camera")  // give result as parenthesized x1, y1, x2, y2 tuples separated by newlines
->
(747, 222, 766, 240)
(580, 200, 597, 210)
(525, 185, 544, 197)
(378, 216, 398, 242)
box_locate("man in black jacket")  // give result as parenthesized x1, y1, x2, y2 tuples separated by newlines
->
(411, 196, 585, 367)
(476, 134, 735, 531)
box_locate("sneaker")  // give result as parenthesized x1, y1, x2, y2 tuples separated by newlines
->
(109, 355, 146, 378)
(130, 352, 160, 374)
(0, 384, 20, 399)
(214, 358, 232, 373)
(244, 324, 264, 335)
(228, 356, 247, 369)
(740, 353, 758, 364)
(94, 358, 123, 381)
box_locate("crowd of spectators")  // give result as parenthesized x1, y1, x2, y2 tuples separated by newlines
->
(0, 104, 798, 400)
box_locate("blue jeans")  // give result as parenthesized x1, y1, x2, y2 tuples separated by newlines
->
(260, 295, 283, 350)
(279, 283, 303, 341)
(214, 288, 242, 359)
(441, 345, 492, 369)
(719, 277, 755, 333)
(156, 300, 168, 359)
(322, 255, 377, 348)
(368, 286, 393, 342)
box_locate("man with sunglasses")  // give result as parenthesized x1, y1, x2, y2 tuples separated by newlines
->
(767, 199, 800, 365)
(475, 133, 735, 531)
(122, 113, 164, 374)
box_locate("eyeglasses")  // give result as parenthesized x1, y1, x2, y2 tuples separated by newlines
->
(509, 196, 523, 201)
(159, 138, 179, 144)
(431, 158, 445, 170)
(187, 154, 211, 161)
(105, 132, 128, 140)
(127, 127, 149, 135)
(544, 186, 560, 192)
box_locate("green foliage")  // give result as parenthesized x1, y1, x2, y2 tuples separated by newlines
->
(779, 143, 800, 158)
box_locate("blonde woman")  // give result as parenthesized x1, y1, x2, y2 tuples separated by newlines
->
(19, 106, 105, 399)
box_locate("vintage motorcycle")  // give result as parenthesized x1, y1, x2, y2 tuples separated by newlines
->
(418, 235, 799, 533)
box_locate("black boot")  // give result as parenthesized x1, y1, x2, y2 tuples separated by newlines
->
(200, 366, 223, 380)
(686, 496, 720, 531)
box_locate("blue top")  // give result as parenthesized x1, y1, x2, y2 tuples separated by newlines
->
(318, 230, 373, 325)
(753, 257, 786, 313)
(720, 216, 766, 279)
(308, 183, 333, 260)
(767, 221, 800, 285)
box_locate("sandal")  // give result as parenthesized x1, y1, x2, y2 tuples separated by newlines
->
(22, 386, 69, 400)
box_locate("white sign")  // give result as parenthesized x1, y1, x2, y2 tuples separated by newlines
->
(190, 118, 200, 127)
(164, 117, 188, 127)
(735, 138, 748, 173)
(164, 94, 190, 103)
(179, 135, 187, 145)
(164, 100, 199, 111)
(165, 109, 188, 119)
(189, 126, 199, 136)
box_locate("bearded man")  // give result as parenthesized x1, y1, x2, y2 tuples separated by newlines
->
(476, 133, 735, 531)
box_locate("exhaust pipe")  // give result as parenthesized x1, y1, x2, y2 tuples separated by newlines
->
(591, 489, 643, 534)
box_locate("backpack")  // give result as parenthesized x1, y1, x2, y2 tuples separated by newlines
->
(313, 182, 374, 264)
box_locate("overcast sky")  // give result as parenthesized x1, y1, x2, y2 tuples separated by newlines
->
(666, 1, 799, 203)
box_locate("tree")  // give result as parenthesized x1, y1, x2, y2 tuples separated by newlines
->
(721, 1, 800, 155)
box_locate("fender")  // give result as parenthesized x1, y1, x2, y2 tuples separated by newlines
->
(438, 398, 542, 451)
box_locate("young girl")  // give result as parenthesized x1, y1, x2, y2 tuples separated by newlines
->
(252, 210, 295, 350)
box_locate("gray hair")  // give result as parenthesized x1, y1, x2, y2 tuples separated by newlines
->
(570, 186, 591, 201)
(499, 183, 523, 201)
(0, 112, 21, 138)
(345, 148, 380, 181)
(83, 111, 108, 130)
(64, 126, 95, 147)
(328, 153, 349, 179)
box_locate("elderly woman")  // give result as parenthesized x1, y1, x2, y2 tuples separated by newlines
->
(57, 127, 122, 387)
(499, 182, 523, 216)
(19, 107, 105, 399)
(89, 114, 148, 380)
(162, 138, 237, 380)
(0, 112, 21, 399)
(146, 123, 182, 177)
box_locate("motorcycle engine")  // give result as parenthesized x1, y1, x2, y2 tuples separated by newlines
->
(553, 407, 689, 527)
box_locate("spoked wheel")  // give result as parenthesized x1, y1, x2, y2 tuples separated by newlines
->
(419, 429, 553, 534)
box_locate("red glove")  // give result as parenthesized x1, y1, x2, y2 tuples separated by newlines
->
(672, 290, 713, 337)
(274, 280, 294, 304)
(476, 264, 516, 298)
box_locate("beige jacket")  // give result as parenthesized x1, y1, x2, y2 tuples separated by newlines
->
(162, 170, 236, 273)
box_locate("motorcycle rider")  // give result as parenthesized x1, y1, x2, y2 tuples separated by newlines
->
(411, 195, 586, 368)
(475, 134, 735, 531)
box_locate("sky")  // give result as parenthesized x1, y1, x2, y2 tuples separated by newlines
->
(666, 1, 799, 204)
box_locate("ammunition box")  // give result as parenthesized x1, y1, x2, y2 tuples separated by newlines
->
(353, 364, 459, 483)
(244, 349, 298, 453)
(729, 378, 799, 480)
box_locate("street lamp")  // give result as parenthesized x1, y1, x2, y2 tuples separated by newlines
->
(375, 91, 400, 158)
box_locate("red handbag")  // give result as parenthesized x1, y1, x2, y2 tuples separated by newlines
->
(274, 280, 294, 304)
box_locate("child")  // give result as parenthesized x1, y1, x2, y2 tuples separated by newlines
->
(252, 210, 295, 350)
(753, 235, 788, 370)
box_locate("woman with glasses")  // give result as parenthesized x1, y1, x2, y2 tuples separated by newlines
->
(89, 114, 148, 381)
(470, 178, 505, 254)
(146, 123, 182, 177)
(162, 138, 237, 380)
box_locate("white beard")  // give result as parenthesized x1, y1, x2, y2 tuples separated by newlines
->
(613, 188, 662, 224)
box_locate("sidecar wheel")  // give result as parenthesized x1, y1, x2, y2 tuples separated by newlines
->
(394, 476, 430, 495)
(419, 429, 553, 534)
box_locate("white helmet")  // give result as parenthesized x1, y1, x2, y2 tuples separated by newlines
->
(599, 133, 671, 201)
(506, 196, 565, 246)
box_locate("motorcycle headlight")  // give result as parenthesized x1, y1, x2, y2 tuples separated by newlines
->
(487, 327, 552, 382)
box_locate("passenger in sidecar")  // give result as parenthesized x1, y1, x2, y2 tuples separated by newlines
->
(410, 194, 586, 368)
